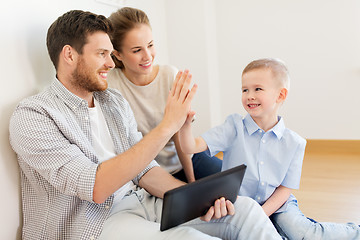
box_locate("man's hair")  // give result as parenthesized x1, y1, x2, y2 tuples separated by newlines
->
(242, 58, 290, 90)
(46, 10, 113, 70)
(108, 7, 151, 69)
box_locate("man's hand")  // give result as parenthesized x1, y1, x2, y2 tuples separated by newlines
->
(162, 70, 197, 133)
(200, 197, 235, 222)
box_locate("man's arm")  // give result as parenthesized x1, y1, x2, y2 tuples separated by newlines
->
(261, 185, 291, 216)
(139, 166, 235, 222)
(178, 112, 208, 154)
(93, 70, 197, 203)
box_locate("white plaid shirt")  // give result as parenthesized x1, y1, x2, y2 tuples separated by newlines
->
(9, 79, 159, 240)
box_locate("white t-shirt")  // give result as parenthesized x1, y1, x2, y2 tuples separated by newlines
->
(88, 98, 135, 209)
(107, 65, 182, 174)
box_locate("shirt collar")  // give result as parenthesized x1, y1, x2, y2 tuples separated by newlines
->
(244, 114, 285, 140)
(50, 78, 112, 109)
(243, 114, 260, 135)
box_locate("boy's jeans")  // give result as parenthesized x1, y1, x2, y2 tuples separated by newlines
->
(271, 199, 360, 240)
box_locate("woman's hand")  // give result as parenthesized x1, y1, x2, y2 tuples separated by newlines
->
(162, 70, 197, 134)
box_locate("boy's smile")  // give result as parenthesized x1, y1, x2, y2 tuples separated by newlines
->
(247, 104, 261, 109)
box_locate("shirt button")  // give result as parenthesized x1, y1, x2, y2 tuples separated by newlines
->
(261, 182, 265, 186)
(85, 116, 89, 120)
(259, 130, 263, 133)
(90, 236, 95, 240)
(257, 197, 261, 201)
(262, 139, 266, 143)
(260, 161, 264, 165)
(105, 205, 110, 209)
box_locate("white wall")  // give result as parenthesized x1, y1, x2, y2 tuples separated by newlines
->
(166, 0, 360, 140)
(216, 0, 360, 139)
(0, 1, 168, 239)
(165, 0, 222, 136)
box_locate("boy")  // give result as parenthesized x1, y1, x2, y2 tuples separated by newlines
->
(179, 58, 360, 240)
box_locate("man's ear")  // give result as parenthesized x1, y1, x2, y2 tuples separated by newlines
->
(277, 88, 288, 103)
(61, 45, 78, 66)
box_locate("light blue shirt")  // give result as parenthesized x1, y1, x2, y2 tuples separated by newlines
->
(202, 114, 306, 212)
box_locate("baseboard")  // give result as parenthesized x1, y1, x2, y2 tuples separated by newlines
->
(215, 152, 223, 160)
(305, 139, 360, 155)
(215, 140, 360, 157)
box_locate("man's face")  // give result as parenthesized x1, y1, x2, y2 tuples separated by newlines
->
(71, 31, 115, 92)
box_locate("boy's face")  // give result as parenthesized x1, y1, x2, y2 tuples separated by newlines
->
(241, 68, 284, 123)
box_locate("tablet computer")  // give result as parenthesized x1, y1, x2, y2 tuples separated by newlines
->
(160, 164, 247, 231)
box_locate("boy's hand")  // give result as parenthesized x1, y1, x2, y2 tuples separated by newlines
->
(200, 197, 235, 222)
(162, 70, 197, 133)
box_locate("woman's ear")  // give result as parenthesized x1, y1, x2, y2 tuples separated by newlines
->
(112, 50, 122, 61)
(277, 88, 288, 103)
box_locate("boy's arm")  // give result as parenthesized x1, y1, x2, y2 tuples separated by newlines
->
(261, 185, 291, 216)
(178, 112, 208, 154)
(173, 132, 196, 183)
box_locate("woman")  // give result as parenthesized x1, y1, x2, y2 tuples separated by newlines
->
(107, 7, 222, 182)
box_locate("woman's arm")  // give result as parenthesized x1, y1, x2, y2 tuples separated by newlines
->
(173, 132, 195, 182)
(261, 185, 291, 216)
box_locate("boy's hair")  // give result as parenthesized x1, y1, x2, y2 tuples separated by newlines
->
(108, 7, 151, 69)
(242, 58, 290, 90)
(46, 10, 113, 70)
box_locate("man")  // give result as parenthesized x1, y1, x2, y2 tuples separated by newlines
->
(9, 10, 282, 240)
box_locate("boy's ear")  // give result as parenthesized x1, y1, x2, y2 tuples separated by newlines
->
(61, 45, 78, 66)
(277, 88, 288, 103)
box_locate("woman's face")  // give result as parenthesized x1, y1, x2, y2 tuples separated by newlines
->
(114, 24, 156, 77)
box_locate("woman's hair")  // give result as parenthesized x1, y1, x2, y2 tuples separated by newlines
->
(242, 58, 290, 90)
(108, 7, 151, 68)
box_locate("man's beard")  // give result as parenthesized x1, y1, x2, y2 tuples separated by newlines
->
(71, 57, 108, 92)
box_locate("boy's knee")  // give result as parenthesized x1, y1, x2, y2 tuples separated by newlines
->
(272, 210, 295, 226)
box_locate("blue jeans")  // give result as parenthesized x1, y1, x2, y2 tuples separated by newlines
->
(270, 199, 360, 240)
(173, 151, 222, 182)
